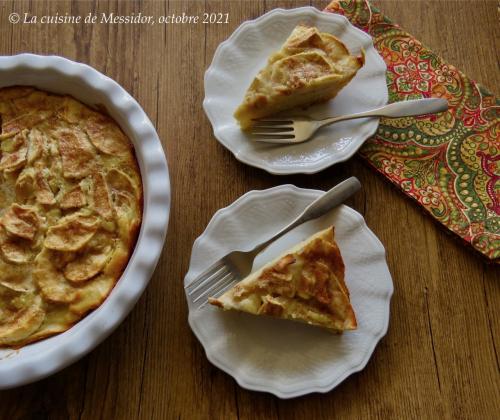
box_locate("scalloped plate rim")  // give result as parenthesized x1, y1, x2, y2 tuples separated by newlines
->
(203, 7, 388, 175)
(0, 54, 170, 389)
(185, 184, 393, 398)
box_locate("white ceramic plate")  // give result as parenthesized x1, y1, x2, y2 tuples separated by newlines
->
(203, 7, 388, 175)
(185, 185, 393, 398)
(0, 54, 171, 389)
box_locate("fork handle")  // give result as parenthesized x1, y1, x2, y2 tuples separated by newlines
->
(251, 177, 361, 255)
(319, 98, 448, 127)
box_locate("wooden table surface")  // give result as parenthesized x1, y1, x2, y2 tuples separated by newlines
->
(0, 0, 498, 419)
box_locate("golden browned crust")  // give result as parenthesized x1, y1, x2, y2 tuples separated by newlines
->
(234, 24, 365, 129)
(0, 86, 143, 348)
(209, 226, 357, 332)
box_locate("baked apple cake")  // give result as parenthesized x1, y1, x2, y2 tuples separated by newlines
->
(209, 227, 357, 332)
(234, 25, 365, 129)
(0, 86, 142, 347)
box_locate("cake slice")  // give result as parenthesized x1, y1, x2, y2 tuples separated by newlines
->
(209, 226, 357, 332)
(234, 25, 365, 129)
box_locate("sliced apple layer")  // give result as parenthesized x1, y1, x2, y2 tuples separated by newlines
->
(234, 25, 365, 129)
(209, 226, 357, 332)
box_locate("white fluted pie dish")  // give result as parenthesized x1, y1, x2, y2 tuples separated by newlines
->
(185, 185, 393, 398)
(203, 7, 388, 175)
(0, 54, 170, 389)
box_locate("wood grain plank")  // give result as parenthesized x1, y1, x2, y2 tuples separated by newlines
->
(371, 0, 500, 90)
(138, 1, 248, 419)
(0, 0, 14, 55)
(0, 1, 497, 419)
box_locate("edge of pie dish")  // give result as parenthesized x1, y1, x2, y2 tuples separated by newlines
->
(0, 54, 170, 389)
(203, 7, 388, 175)
(185, 184, 393, 398)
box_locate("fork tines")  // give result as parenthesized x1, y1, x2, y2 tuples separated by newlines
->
(185, 261, 237, 309)
(251, 126, 293, 132)
(249, 118, 295, 142)
(252, 119, 293, 126)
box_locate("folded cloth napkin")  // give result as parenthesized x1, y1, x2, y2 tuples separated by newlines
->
(325, 0, 499, 263)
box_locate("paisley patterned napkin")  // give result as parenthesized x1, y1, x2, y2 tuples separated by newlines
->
(325, 0, 499, 263)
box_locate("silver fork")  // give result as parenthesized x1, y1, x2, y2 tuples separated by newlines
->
(250, 98, 448, 144)
(185, 177, 362, 310)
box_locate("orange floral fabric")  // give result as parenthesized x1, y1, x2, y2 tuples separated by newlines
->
(325, 0, 499, 262)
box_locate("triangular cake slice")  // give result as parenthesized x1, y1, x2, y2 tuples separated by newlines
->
(209, 226, 357, 332)
(234, 25, 365, 129)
